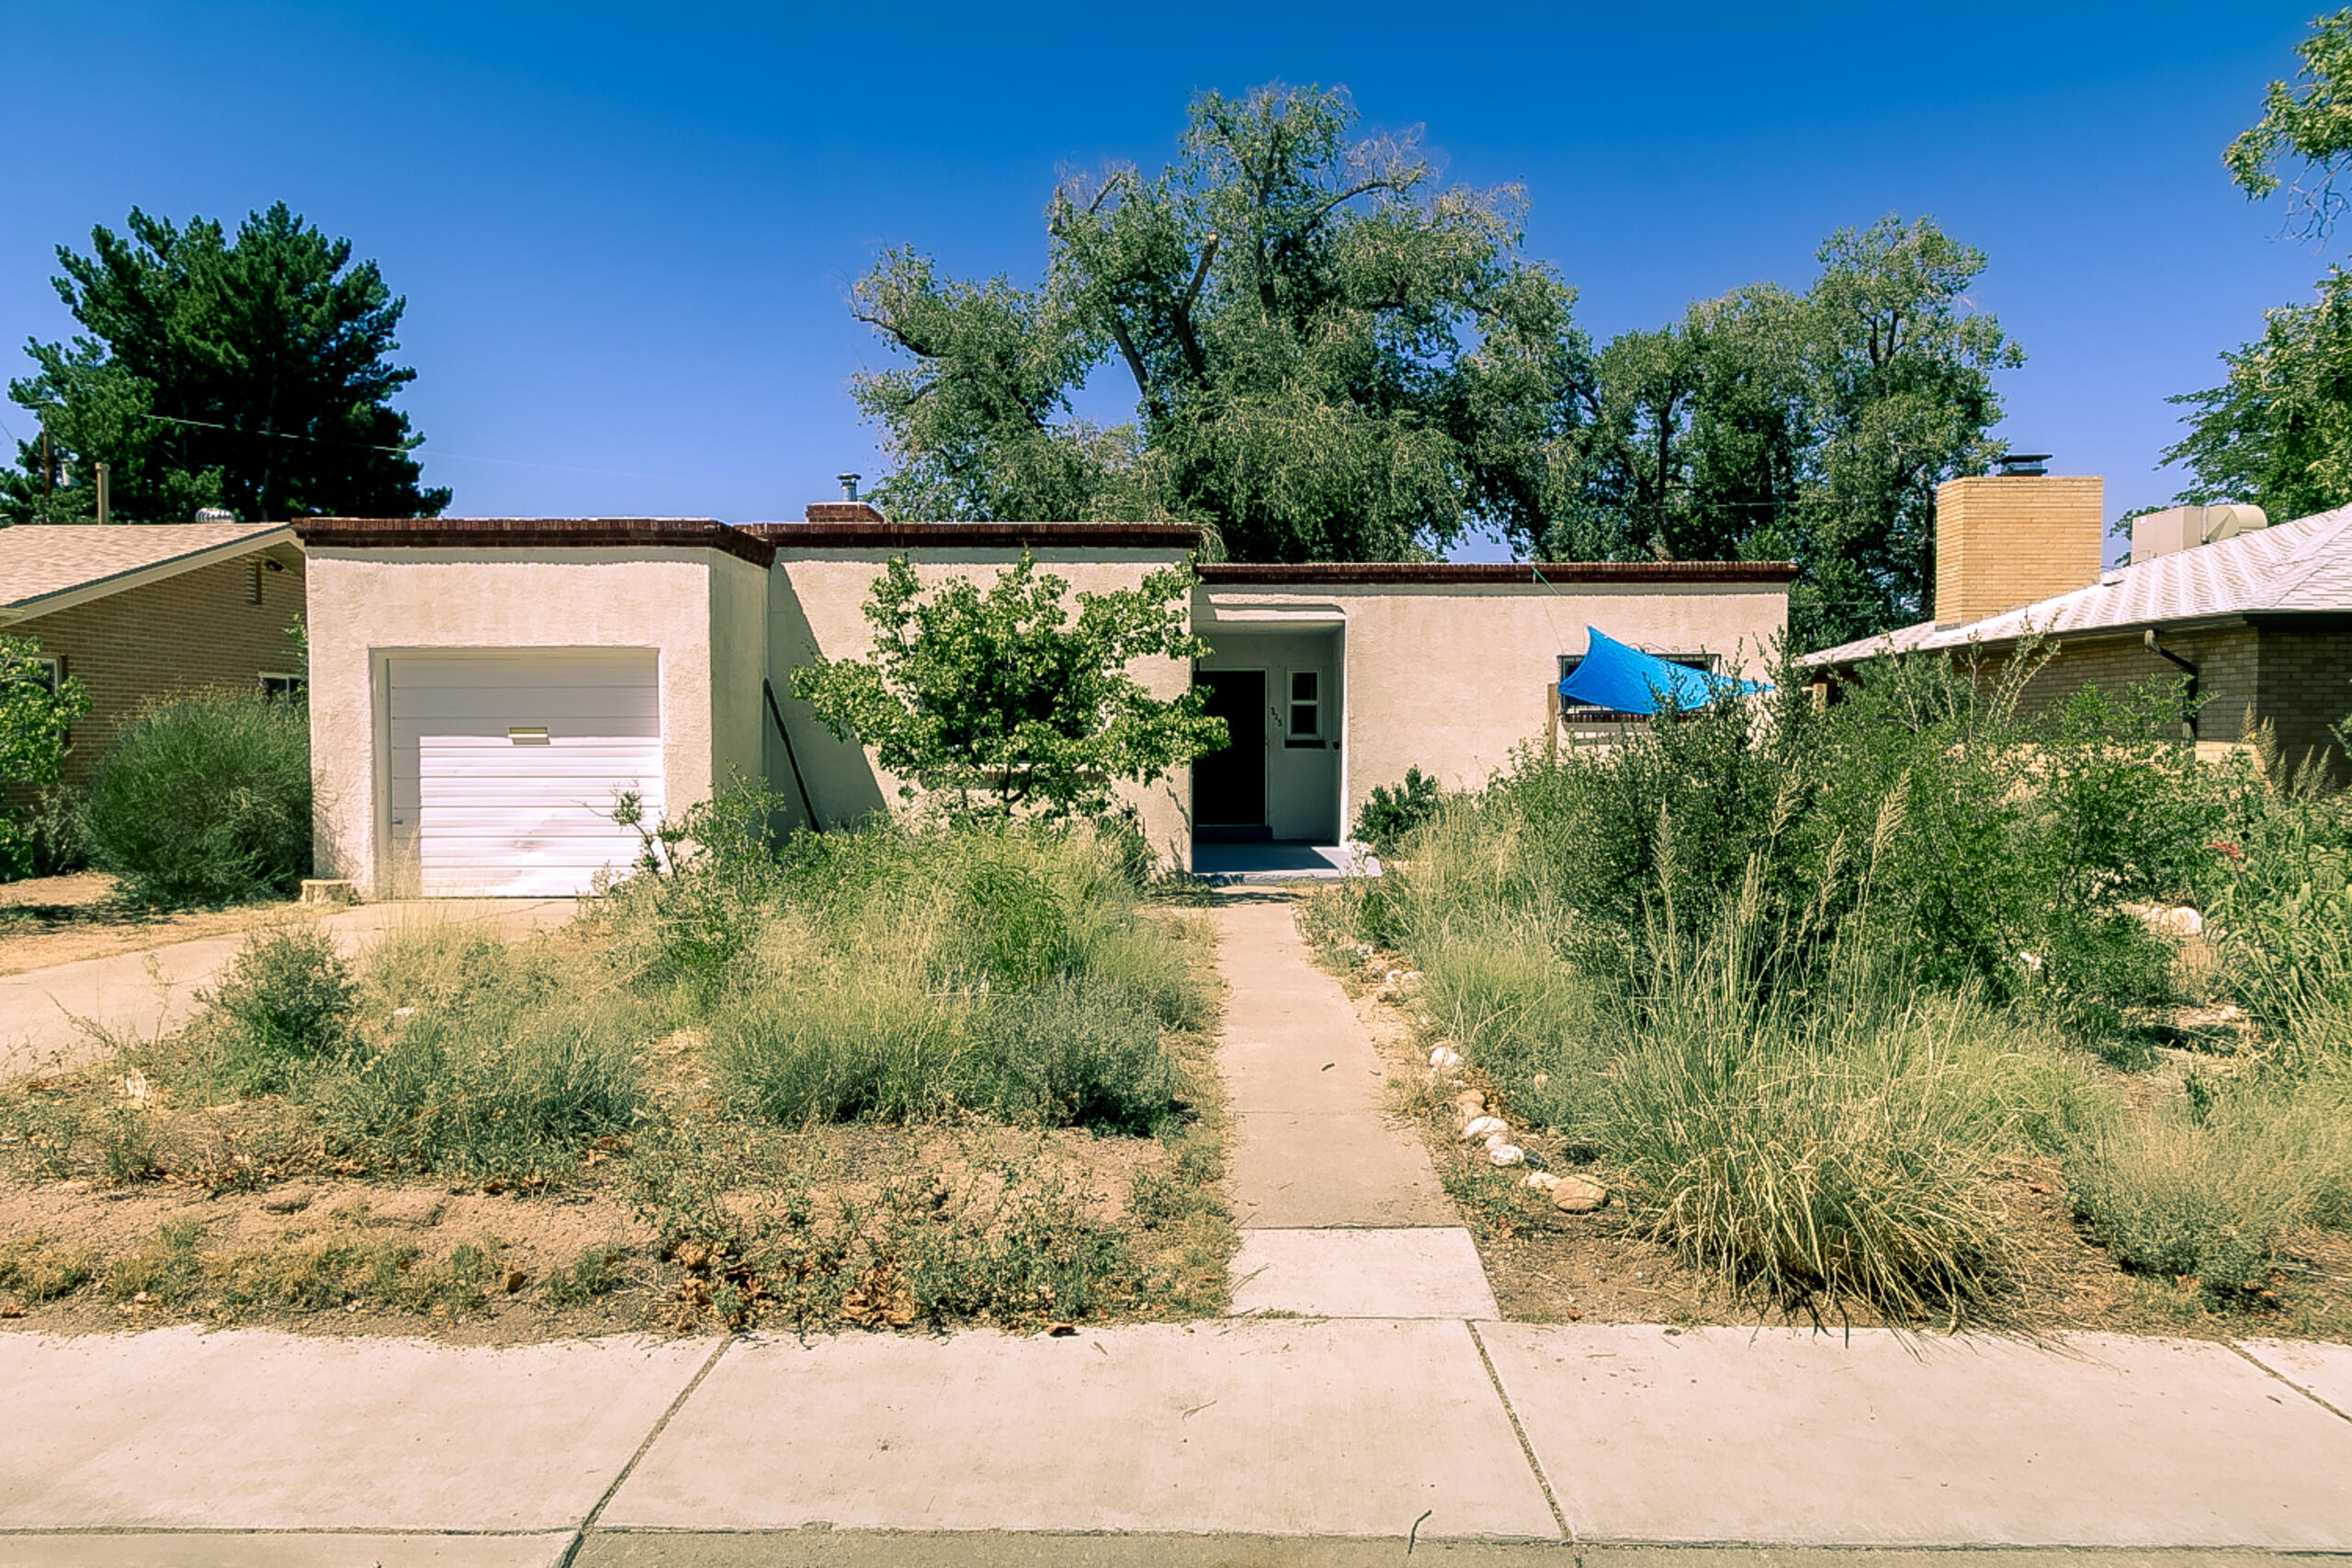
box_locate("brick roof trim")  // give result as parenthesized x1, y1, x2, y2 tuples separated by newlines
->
(1799, 504, 2352, 668)
(295, 516, 776, 569)
(744, 521, 1203, 550)
(1196, 560, 1799, 586)
(0, 522, 294, 618)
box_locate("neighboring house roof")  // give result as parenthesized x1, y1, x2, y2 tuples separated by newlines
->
(1800, 504, 2352, 668)
(0, 523, 294, 625)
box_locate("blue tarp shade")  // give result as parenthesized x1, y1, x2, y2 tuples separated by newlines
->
(1557, 626, 1764, 715)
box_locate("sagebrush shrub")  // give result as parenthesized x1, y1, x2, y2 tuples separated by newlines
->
(84, 691, 311, 907)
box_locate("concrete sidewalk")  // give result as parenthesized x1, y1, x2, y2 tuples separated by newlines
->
(0, 1322, 2346, 1564)
(1214, 892, 1494, 1319)
(0, 898, 577, 1080)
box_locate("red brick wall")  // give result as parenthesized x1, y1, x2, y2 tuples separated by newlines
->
(12, 542, 308, 784)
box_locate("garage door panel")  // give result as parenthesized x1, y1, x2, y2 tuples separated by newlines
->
(390, 656, 652, 687)
(388, 651, 662, 898)
(390, 688, 661, 723)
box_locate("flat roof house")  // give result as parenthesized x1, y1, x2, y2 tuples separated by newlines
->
(1802, 470, 2352, 780)
(0, 522, 308, 785)
(295, 510, 1792, 897)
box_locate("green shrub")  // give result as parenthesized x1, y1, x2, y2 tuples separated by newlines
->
(1353, 767, 1446, 857)
(602, 779, 795, 994)
(83, 691, 311, 907)
(173, 922, 645, 1178)
(196, 929, 356, 1094)
(321, 929, 646, 1176)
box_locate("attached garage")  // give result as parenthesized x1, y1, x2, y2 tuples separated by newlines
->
(386, 649, 662, 897)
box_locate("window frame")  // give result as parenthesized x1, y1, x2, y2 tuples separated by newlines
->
(259, 671, 308, 701)
(1285, 668, 1322, 741)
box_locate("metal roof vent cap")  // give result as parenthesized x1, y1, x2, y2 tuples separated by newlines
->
(193, 507, 237, 523)
(1994, 452, 2052, 477)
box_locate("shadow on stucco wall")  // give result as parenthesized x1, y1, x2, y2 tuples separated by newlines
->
(764, 575, 891, 833)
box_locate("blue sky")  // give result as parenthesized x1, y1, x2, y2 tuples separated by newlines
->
(0, 1, 2337, 561)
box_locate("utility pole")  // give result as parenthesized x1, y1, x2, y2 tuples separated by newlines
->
(95, 462, 109, 525)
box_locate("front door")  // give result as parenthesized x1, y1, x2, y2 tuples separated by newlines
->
(1192, 670, 1267, 835)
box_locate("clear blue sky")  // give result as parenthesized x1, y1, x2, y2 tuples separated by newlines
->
(0, 1, 2335, 561)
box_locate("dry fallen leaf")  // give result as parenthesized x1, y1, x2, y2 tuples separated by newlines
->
(501, 1270, 526, 1294)
(1046, 1322, 1078, 1337)
(0, 1299, 23, 1319)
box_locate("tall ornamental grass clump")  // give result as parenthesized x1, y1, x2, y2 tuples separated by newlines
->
(1311, 640, 2261, 1316)
(83, 690, 311, 907)
(695, 821, 1205, 1131)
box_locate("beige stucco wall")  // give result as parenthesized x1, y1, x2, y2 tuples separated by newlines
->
(767, 548, 1195, 860)
(1198, 581, 1787, 840)
(709, 551, 769, 796)
(304, 547, 728, 897)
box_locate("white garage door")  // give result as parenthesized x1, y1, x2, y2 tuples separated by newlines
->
(387, 651, 662, 897)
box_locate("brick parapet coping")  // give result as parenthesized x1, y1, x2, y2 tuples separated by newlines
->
(292, 518, 1800, 586)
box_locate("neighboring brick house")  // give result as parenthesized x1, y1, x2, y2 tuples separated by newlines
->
(1803, 473, 2352, 781)
(0, 524, 308, 784)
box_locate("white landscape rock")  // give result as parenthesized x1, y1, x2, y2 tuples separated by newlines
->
(1488, 1145, 1526, 1167)
(1462, 1115, 1507, 1142)
(1552, 1175, 1608, 1213)
(1429, 1046, 1464, 1072)
(1523, 1172, 1563, 1190)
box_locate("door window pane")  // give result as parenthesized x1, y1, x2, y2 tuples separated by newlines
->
(1288, 671, 1319, 737)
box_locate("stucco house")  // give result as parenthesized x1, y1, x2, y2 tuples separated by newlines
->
(293, 509, 1791, 897)
(0, 522, 309, 784)
(1802, 468, 2352, 781)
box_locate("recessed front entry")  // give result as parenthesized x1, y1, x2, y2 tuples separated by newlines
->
(1192, 668, 1268, 837)
(385, 649, 662, 897)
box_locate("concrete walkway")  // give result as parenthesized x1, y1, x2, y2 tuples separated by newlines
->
(0, 1323, 2346, 1563)
(1213, 889, 1497, 1319)
(0, 898, 577, 1080)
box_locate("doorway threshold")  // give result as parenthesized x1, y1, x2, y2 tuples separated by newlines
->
(1191, 840, 1379, 884)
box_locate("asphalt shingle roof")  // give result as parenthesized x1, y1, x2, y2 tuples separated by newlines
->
(0, 523, 286, 612)
(1801, 505, 2352, 667)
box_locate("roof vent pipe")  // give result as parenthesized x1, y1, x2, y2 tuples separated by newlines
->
(1994, 452, 2052, 477)
(838, 472, 862, 502)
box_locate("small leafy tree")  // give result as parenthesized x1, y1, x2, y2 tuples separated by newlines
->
(0, 636, 90, 878)
(792, 553, 1226, 825)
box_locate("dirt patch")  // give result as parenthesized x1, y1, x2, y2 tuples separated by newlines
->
(0, 873, 301, 977)
(1327, 931, 2352, 1342)
(0, 906, 1234, 1343)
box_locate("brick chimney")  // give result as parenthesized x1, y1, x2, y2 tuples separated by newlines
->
(1933, 468, 2102, 626)
(805, 469, 884, 524)
(805, 501, 886, 523)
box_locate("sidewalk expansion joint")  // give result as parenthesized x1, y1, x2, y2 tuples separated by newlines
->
(1468, 1319, 1572, 1542)
(2225, 1340, 2352, 1425)
(556, 1330, 737, 1568)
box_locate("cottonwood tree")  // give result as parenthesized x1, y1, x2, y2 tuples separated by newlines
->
(3, 203, 447, 525)
(2165, 10, 2352, 519)
(851, 84, 1588, 560)
(791, 554, 1226, 825)
(1544, 218, 2019, 649)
